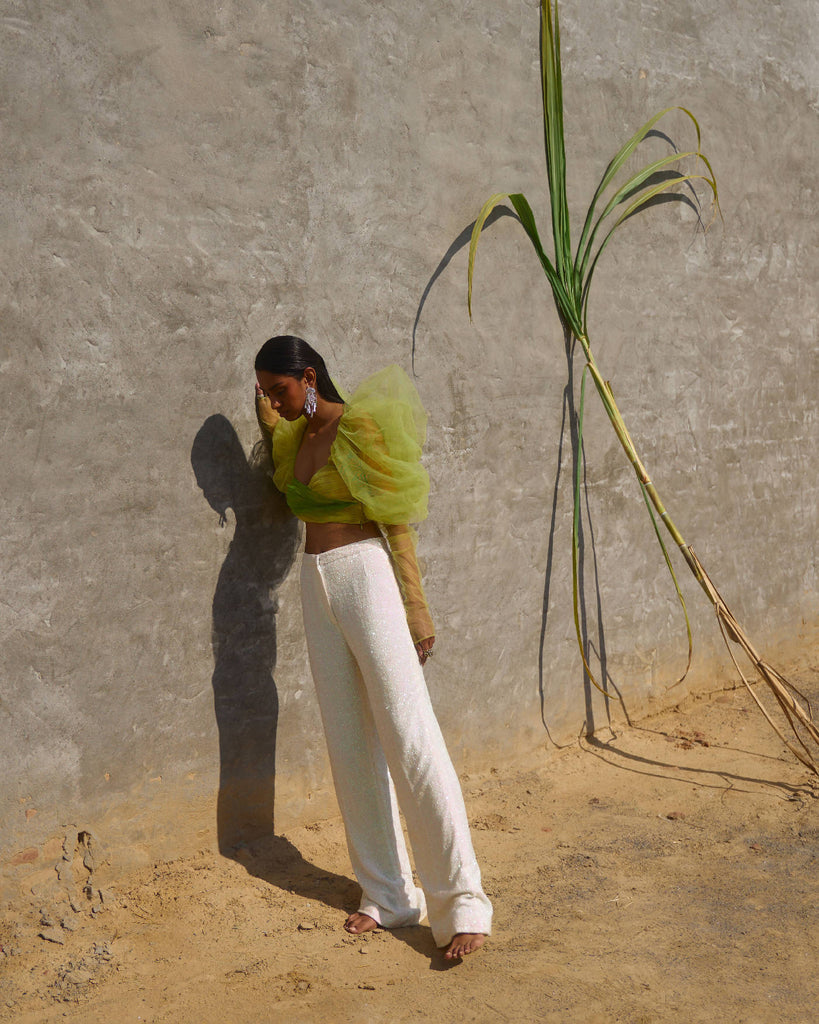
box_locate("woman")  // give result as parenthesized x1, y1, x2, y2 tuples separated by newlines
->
(254, 335, 492, 959)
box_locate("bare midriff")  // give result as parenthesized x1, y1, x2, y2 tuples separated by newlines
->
(304, 520, 382, 555)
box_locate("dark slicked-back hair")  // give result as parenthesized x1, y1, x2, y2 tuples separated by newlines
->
(254, 335, 344, 403)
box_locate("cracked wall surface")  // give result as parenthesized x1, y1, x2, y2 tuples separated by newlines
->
(2, 0, 817, 894)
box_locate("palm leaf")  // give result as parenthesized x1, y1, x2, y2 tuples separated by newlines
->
(574, 105, 704, 271)
(541, 0, 571, 278)
(576, 149, 715, 286)
(581, 169, 719, 332)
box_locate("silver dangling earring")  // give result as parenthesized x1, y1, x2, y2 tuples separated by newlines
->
(303, 384, 317, 418)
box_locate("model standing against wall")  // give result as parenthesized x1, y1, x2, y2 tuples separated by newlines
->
(254, 335, 492, 959)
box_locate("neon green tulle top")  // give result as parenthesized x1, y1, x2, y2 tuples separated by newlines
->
(269, 365, 429, 525)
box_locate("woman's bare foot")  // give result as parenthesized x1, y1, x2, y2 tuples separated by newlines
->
(344, 912, 379, 935)
(444, 933, 486, 959)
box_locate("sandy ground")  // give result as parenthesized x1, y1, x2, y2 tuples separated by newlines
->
(2, 679, 818, 1024)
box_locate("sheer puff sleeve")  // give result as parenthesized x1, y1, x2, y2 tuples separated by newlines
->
(334, 366, 435, 643)
(333, 365, 429, 525)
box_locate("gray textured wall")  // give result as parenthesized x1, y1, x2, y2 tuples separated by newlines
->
(2, 0, 817, 895)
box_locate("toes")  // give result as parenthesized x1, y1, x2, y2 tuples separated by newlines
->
(444, 933, 485, 959)
(344, 913, 378, 935)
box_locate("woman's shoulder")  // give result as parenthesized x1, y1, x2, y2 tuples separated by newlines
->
(271, 417, 307, 461)
(338, 365, 427, 449)
(347, 364, 423, 408)
(331, 365, 430, 522)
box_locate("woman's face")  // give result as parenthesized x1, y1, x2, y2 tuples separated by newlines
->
(256, 370, 308, 420)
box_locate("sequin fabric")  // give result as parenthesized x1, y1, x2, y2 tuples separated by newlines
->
(300, 538, 493, 946)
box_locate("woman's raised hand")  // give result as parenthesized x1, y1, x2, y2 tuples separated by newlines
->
(255, 383, 280, 433)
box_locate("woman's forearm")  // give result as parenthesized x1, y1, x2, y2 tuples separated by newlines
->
(384, 524, 435, 645)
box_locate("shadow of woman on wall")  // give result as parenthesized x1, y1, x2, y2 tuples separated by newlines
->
(191, 414, 301, 855)
(192, 416, 359, 916)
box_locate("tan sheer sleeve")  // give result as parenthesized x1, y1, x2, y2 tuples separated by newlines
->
(383, 523, 435, 645)
(255, 393, 280, 454)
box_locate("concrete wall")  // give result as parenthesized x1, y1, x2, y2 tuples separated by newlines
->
(2, 0, 817, 896)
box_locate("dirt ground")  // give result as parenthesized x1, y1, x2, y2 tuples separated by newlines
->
(2, 679, 818, 1024)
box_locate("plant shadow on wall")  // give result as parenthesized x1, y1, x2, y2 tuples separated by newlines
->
(190, 415, 300, 852)
(538, 330, 630, 743)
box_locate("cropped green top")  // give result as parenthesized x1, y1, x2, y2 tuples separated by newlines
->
(266, 365, 429, 526)
(255, 365, 435, 644)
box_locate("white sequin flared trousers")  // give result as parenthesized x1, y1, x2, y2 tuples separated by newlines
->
(299, 538, 493, 947)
